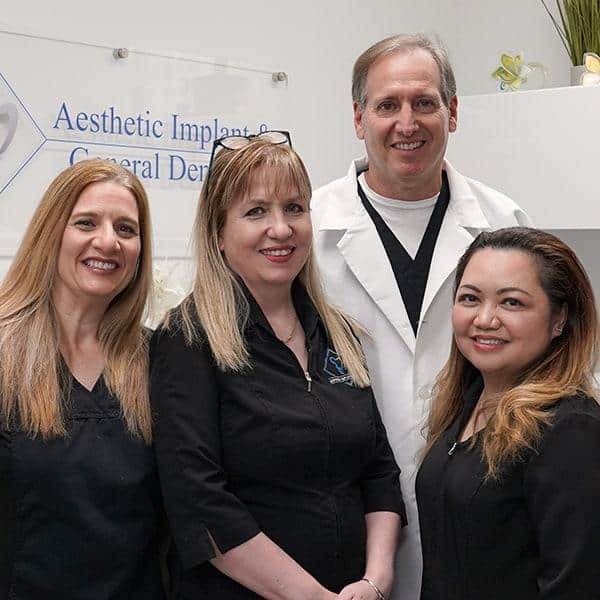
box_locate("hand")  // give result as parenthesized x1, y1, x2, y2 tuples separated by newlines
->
(337, 579, 381, 600)
(314, 587, 338, 600)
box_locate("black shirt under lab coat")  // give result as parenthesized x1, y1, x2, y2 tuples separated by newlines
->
(0, 377, 166, 600)
(416, 376, 600, 600)
(150, 284, 406, 599)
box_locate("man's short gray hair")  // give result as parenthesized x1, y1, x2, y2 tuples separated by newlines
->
(352, 33, 457, 108)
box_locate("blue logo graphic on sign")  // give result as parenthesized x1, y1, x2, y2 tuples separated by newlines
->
(323, 348, 352, 385)
(0, 70, 46, 194)
(0, 102, 18, 154)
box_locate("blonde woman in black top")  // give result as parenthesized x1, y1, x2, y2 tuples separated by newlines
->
(151, 133, 405, 600)
(0, 159, 165, 599)
(417, 227, 600, 599)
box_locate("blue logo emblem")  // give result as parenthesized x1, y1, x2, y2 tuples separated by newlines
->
(323, 348, 352, 385)
(0, 102, 18, 155)
(0, 70, 47, 195)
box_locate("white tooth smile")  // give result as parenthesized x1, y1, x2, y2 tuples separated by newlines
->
(476, 338, 505, 345)
(85, 259, 117, 271)
(394, 141, 425, 150)
(262, 249, 293, 256)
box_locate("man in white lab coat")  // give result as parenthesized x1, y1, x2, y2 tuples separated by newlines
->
(311, 33, 531, 600)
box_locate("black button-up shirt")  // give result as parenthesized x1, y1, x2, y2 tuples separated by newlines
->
(417, 375, 600, 599)
(150, 283, 405, 598)
(0, 377, 166, 599)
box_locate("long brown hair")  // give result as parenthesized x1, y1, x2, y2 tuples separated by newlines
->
(426, 227, 598, 477)
(177, 138, 369, 387)
(0, 159, 153, 441)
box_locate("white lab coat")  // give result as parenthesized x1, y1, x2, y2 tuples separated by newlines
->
(311, 157, 532, 600)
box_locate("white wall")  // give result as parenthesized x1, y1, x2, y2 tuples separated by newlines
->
(2, 0, 421, 281)
(2, 0, 572, 189)
(1, 0, 430, 190)
(1, 0, 584, 289)
(423, 0, 572, 96)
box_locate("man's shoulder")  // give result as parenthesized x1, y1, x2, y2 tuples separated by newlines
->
(447, 162, 532, 225)
(468, 176, 530, 223)
(311, 157, 366, 208)
(310, 165, 361, 233)
(461, 172, 514, 205)
(312, 172, 355, 207)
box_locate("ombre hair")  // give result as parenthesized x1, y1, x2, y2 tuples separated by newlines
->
(426, 227, 598, 478)
(177, 138, 369, 387)
(0, 159, 153, 441)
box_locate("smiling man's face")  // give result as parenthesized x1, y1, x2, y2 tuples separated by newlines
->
(354, 48, 457, 200)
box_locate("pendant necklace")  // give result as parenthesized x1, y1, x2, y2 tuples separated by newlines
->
(281, 316, 298, 344)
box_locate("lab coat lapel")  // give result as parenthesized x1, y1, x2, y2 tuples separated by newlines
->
(337, 201, 416, 354)
(420, 162, 490, 323)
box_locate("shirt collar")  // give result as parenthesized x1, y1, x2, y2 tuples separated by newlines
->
(242, 278, 321, 343)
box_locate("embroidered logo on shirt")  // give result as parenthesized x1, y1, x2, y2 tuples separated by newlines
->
(323, 348, 353, 385)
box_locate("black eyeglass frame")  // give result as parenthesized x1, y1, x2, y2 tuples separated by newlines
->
(204, 129, 292, 193)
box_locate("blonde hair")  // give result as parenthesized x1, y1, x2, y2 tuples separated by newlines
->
(0, 159, 153, 441)
(426, 227, 599, 478)
(178, 138, 369, 387)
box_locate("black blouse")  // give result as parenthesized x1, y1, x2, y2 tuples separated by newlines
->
(0, 377, 166, 600)
(150, 284, 406, 599)
(416, 376, 600, 600)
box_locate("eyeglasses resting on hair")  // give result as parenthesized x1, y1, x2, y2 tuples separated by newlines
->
(204, 130, 292, 192)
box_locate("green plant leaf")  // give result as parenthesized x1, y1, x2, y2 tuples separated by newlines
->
(540, 0, 600, 66)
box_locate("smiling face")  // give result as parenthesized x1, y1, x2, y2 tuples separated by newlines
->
(218, 166, 312, 299)
(452, 248, 565, 393)
(54, 181, 141, 309)
(354, 48, 457, 200)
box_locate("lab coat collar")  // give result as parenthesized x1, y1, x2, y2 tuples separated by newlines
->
(443, 160, 490, 229)
(419, 160, 490, 321)
(316, 158, 366, 232)
(316, 158, 489, 231)
(316, 157, 493, 353)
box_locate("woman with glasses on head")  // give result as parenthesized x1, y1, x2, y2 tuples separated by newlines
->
(0, 159, 165, 599)
(417, 227, 600, 599)
(151, 132, 405, 600)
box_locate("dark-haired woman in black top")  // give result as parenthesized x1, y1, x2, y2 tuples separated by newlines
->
(417, 228, 600, 600)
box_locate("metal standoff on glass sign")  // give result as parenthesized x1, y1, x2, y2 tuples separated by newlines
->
(272, 71, 288, 83)
(113, 48, 129, 60)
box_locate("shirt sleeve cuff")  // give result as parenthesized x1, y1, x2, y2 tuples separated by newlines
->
(362, 478, 408, 527)
(175, 518, 262, 571)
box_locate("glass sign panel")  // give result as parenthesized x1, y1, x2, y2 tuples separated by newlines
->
(0, 30, 289, 258)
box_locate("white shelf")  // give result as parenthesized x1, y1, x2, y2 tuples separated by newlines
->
(447, 85, 600, 230)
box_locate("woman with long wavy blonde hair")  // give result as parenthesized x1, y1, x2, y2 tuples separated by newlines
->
(416, 227, 600, 600)
(0, 159, 165, 599)
(151, 134, 405, 600)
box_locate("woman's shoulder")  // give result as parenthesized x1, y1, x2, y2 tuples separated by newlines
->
(151, 296, 207, 349)
(551, 393, 600, 423)
(520, 393, 600, 477)
(534, 393, 600, 456)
